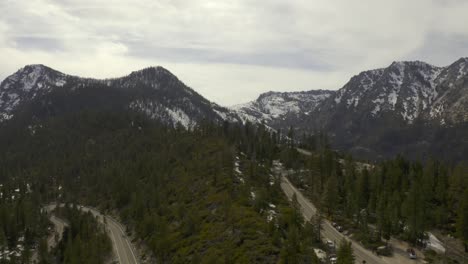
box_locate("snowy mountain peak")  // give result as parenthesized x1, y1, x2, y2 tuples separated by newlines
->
(232, 90, 334, 124)
(389, 60, 436, 68)
(129, 66, 173, 76)
(0, 64, 70, 121)
(0, 64, 238, 127)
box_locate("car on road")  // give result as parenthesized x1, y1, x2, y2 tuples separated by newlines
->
(406, 248, 417, 259)
(329, 254, 337, 264)
(326, 240, 335, 249)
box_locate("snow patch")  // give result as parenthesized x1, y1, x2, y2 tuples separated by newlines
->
(55, 79, 66, 87)
(425, 232, 445, 254)
(387, 90, 398, 108)
(165, 107, 191, 128)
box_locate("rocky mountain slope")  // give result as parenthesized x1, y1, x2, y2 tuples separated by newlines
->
(319, 58, 468, 126)
(233, 57, 468, 161)
(0, 65, 238, 128)
(233, 90, 334, 127)
(1, 58, 466, 161)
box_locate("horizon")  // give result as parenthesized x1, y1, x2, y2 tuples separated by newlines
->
(3, 56, 466, 107)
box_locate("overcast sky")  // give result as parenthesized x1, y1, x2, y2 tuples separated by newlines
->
(1, 0, 468, 105)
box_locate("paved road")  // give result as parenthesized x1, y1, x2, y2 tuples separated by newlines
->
(279, 170, 383, 264)
(45, 204, 139, 264)
(276, 162, 420, 264)
(48, 215, 68, 250)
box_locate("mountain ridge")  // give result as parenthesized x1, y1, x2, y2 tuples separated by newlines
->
(231, 57, 468, 161)
(0, 64, 238, 127)
(1, 58, 467, 160)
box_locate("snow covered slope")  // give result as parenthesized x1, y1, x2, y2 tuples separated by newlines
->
(0, 65, 238, 128)
(232, 57, 468, 161)
(322, 59, 468, 125)
(232, 90, 334, 126)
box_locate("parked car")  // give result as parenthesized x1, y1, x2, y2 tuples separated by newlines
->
(376, 245, 393, 256)
(406, 248, 417, 259)
(336, 225, 344, 232)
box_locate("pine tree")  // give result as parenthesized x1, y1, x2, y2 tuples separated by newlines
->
(310, 212, 323, 243)
(456, 189, 468, 252)
(337, 238, 354, 264)
(0, 229, 6, 249)
(402, 181, 425, 243)
(322, 174, 339, 216)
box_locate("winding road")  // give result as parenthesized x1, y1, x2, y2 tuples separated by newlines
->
(45, 203, 139, 264)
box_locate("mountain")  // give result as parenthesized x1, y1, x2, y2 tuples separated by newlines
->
(0, 64, 238, 128)
(233, 58, 468, 161)
(1, 58, 467, 161)
(319, 58, 468, 125)
(233, 90, 334, 127)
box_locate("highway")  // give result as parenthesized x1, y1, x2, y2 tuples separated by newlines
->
(276, 161, 421, 264)
(45, 203, 139, 264)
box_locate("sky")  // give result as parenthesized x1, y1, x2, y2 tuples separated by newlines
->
(1, 0, 468, 106)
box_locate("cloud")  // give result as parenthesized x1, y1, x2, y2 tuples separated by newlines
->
(1, 0, 468, 105)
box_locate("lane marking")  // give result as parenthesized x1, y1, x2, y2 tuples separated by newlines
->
(109, 223, 123, 264)
(109, 217, 139, 264)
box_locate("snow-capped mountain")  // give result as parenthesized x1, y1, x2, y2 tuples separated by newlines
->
(232, 57, 468, 161)
(0, 65, 238, 128)
(1, 58, 466, 161)
(0, 65, 69, 121)
(232, 90, 334, 127)
(427, 58, 468, 124)
(320, 58, 468, 126)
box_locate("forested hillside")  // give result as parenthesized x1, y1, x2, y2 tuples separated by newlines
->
(282, 139, 468, 260)
(0, 183, 49, 263)
(0, 109, 325, 263)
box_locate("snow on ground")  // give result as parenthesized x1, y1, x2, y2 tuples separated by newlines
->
(266, 209, 276, 222)
(233, 156, 245, 184)
(425, 232, 446, 254)
(21, 65, 43, 92)
(55, 79, 66, 87)
(387, 89, 399, 109)
(313, 248, 327, 261)
(165, 107, 191, 129)
(0, 239, 25, 261)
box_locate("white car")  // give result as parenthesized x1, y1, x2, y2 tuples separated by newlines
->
(407, 248, 417, 259)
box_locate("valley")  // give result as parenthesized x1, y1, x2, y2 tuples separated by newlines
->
(0, 60, 466, 263)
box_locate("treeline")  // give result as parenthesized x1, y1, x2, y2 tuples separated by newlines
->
(283, 141, 468, 251)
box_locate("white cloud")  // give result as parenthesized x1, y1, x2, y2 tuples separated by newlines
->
(0, 0, 468, 105)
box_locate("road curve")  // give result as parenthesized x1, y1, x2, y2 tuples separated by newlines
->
(45, 203, 139, 264)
